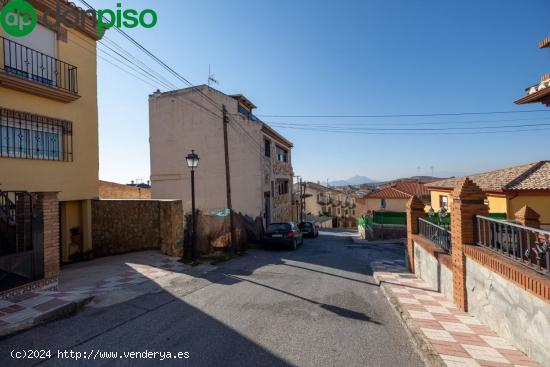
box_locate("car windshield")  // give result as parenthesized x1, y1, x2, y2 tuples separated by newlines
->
(267, 223, 291, 232)
(301, 223, 312, 228)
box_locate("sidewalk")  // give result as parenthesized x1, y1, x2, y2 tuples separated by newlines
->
(371, 259, 540, 367)
(0, 252, 214, 337)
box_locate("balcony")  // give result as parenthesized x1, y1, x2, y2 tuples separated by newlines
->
(0, 37, 80, 103)
(317, 195, 330, 205)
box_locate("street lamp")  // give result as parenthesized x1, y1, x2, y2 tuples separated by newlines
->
(186, 150, 199, 263)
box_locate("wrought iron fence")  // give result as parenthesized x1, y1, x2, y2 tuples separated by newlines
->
(2, 36, 78, 94)
(418, 217, 452, 253)
(476, 215, 550, 276)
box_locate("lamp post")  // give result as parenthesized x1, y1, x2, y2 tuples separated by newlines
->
(186, 150, 200, 263)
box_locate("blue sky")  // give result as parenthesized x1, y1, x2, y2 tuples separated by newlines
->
(86, 0, 550, 183)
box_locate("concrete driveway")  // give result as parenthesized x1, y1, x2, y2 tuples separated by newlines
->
(0, 229, 425, 367)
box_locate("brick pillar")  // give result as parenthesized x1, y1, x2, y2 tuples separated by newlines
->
(406, 196, 426, 272)
(514, 206, 541, 265)
(450, 178, 488, 311)
(36, 192, 60, 279)
(514, 205, 540, 228)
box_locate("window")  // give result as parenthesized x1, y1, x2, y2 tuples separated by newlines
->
(0, 108, 72, 161)
(264, 139, 271, 157)
(439, 195, 449, 209)
(277, 180, 289, 195)
(237, 104, 251, 118)
(276, 146, 288, 162)
(4, 24, 62, 89)
(381, 198, 387, 209)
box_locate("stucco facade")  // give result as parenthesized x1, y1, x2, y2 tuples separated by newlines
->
(0, 1, 101, 263)
(149, 85, 293, 227)
(301, 182, 356, 227)
(429, 189, 550, 227)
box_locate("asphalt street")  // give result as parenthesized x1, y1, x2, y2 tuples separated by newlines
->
(0, 230, 425, 367)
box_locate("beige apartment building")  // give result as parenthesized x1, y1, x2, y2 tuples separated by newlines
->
(301, 182, 356, 227)
(149, 85, 294, 227)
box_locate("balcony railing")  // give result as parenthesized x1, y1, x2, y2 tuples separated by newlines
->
(418, 217, 452, 253)
(476, 215, 550, 276)
(2, 37, 78, 94)
(316, 196, 329, 205)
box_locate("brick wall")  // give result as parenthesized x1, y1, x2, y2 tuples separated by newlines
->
(98, 180, 151, 199)
(92, 199, 183, 257)
(406, 178, 550, 367)
(36, 192, 60, 279)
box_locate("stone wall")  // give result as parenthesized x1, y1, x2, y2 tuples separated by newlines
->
(466, 257, 550, 367)
(366, 224, 407, 240)
(413, 237, 453, 301)
(92, 199, 183, 257)
(99, 180, 151, 199)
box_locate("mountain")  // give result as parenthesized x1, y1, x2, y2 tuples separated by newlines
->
(329, 176, 377, 187)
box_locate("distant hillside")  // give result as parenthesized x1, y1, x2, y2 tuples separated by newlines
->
(330, 176, 377, 187)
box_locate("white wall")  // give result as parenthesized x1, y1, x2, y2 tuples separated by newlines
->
(466, 258, 550, 367)
(413, 241, 453, 301)
(149, 86, 263, 217)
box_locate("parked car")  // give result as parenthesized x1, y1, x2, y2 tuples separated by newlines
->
(298, 221, 319, 238)
(264, 222, 304, 250)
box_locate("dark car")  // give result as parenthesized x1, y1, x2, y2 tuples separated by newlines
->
(298, 221, 319, 238)
(264, 222, 304, 250)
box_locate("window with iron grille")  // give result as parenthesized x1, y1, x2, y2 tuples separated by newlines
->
(0, 108, 73, 161)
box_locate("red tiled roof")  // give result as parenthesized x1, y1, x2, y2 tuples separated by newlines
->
(366, 187, 411, 199)
(392, 181, 429, 197)
(426, 161, 550, 192)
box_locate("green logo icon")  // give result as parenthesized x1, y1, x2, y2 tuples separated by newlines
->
(0, 0, 37, 37)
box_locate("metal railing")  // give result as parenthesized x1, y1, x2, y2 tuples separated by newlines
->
(2, 36, 78, 94)
(418, 217, 452, 253)
(476, 215, 550, 276)
(0, 107, 73, 161)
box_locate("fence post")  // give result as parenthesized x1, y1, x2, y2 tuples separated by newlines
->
(450, 178, 488, 311)
(35, 192, 60, 279)
(406, 196, 425, 272)
(514, 205, 540, 229)
(514, 206, 541, 265)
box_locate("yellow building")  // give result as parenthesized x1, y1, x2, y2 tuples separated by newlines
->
(357, 181, 430, 214)
(426, 161, 550, 228)
(0, 1, 101, 264)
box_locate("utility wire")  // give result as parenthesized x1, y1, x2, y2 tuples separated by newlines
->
(267, 122, 550, 131)
(258, 110, 550, 119)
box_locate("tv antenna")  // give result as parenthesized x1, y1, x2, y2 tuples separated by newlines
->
(430, 165, 435, 177)
(207, 64, 219, 86)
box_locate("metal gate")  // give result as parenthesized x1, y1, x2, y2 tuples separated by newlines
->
(0, 191, 44, 292)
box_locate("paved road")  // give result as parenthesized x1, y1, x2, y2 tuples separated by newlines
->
(0, 230, 425, 367)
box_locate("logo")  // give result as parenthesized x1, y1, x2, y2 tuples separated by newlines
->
(0, 0, 37, 37)
(0, 1, 157, 37)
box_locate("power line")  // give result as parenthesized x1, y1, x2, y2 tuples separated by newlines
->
(267, 121, 550, 131)
(259, 116, 550, 127)
(258, 109, 550, 119)
(267, 124, 550, 135)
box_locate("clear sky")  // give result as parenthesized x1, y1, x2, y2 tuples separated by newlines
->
(85, 0, 550, 184)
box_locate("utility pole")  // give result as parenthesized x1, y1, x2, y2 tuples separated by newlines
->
(299, 177, 304, 223)
(222, 105, 236, 252)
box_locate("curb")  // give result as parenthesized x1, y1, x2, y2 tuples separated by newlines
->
(373, 272, 446, 367)
(0, 295, 93, 338)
